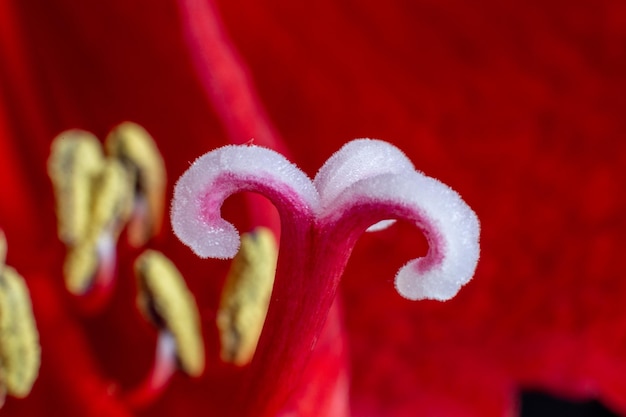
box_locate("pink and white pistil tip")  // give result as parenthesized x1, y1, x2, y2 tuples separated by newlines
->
(171, 138, 480, 417)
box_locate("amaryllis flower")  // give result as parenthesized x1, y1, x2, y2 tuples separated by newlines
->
(1, 1, 626, 417)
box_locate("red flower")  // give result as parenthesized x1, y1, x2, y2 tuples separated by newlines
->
(2, 0, 626, 417)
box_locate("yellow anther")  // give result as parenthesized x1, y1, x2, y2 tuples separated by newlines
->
(48, 131, 105, 245)
(62, 159, 132, 295)
(63, 159, 132, 294)
(89, 159, 134, 239)
(0, 266, 40, 400)
(134, 250, 205, 377)
(105, 122, 166, 247)
(217, 227, 278, 366)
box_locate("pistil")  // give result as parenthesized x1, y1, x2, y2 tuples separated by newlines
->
(172, 138, 480, 416)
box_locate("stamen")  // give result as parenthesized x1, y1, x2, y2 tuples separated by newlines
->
(0, 233, 39, 405)
(0, 264, 40, 403)
(105, 122, 166, 247)
(47, 130, 105, 245)
(134, 250, 205, 378)
(123, 250, 204, 409)
(63, 160, 132, 295)
(49, 124, 167, 304)
(217, 227, 278, 366)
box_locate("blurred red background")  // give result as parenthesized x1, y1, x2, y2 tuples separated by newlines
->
(1, 1, 625, 416)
